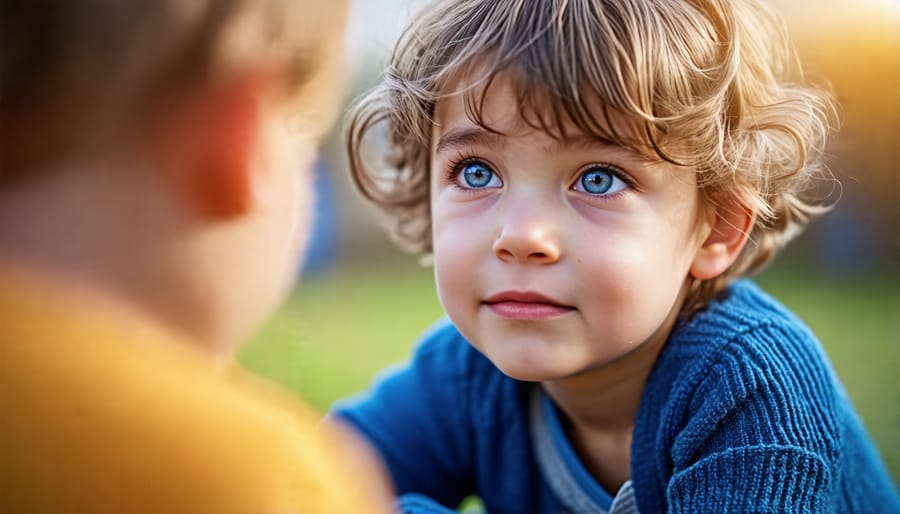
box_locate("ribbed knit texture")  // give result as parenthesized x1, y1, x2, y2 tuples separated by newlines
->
(335, 280, 900, 513)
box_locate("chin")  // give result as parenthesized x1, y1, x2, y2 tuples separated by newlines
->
(488, 353, 581, 382)
(497, 367, 556, 382)
(470, 329, 586, 382)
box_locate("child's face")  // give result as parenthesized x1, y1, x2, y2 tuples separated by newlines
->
(429, 75, 715, 381)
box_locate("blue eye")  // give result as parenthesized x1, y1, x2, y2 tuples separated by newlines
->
(574, 166, 628, 196)
(458, 161, 501, 189)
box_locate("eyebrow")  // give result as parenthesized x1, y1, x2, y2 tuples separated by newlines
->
(433, 126, 650, 162)
(433, 127, 504, 155)
(542, 134, 618, 154)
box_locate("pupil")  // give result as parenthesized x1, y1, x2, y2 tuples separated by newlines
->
(583, 171, 611, 194)
(464, 164, 492, 187)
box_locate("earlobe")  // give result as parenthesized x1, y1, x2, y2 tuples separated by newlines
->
(153, 70, 273, 219)
(690, 201, 754, 280)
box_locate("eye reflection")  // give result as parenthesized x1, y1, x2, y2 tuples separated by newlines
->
(459, 161, 501, 189)
(575, 166, 627, 196)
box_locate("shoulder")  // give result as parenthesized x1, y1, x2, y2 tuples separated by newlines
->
(3, 330, 378, 513)
(332, 319, 489, 414)
(144, 358, 386, 513)
(331, 319, 524, 506)
(0, 272, 382, 513)
(412, 318, 484, 361)
(661, 279, 834, 388)
(332, 317, 505, 424)
(414, 319, 525, 417)
(633, 281, 851, 512)
(403, 317, 506, 389)
(650, 279, 843, 461)
(169, 370, 381, 513)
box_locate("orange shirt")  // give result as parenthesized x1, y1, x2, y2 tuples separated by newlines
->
(0, 267, 384, 513)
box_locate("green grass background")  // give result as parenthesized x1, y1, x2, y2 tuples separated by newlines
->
(240, 260, 900, 483)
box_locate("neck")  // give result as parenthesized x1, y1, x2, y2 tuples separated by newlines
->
(541, 317, 674, 431)
(0, 161, 227, 358)
(541, 288, 687, 491)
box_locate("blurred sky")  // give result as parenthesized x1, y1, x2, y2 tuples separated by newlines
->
(342, 0, 900, 74)
(343, 0, 428, 80)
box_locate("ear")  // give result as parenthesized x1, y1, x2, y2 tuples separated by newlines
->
(153, 69, 275, 219)
(690, 201, 755, 280)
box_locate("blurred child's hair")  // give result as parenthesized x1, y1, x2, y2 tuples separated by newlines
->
(347, 0, 837, 309)
(1, 0, 345, 180)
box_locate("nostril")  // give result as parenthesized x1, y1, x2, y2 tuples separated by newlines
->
(492, 229, 560, 263)
(495, 248, 514, 260)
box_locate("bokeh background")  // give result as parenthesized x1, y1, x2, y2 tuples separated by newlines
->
(240, 0, 900, 485)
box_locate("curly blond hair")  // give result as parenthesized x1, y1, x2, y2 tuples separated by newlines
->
(347, 0, 837, 309)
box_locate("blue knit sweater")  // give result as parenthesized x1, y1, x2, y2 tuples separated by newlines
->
(334, 280, 899, 513)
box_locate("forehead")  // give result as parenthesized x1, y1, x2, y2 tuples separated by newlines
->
(429, 71, 704, 192)
(431, 70, 649, 156)
(433, 74, 521, 137)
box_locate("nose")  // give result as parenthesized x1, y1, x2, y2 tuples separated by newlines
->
(492, 218, 561, 265)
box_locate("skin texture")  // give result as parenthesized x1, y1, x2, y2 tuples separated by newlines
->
(429, 74, 751, 491)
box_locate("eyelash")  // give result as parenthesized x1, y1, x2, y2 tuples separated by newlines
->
(442, 153, 637, 199)
(443, 152, 498, 192)
(571, 162, 637, 200)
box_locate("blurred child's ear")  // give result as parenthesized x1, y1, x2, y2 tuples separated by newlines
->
(152, 68, 275, 219)
(690, 201, 754, 280)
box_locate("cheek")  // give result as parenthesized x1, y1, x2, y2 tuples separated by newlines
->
(266, 135, 317, 278)
(289, 171, 315, 263)
(430, 196, 494, 315)
(571, 222, 692, 340)
(432, 222, 477, 312)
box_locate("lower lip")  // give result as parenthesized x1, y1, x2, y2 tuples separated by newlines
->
(485, 302, 574, 320)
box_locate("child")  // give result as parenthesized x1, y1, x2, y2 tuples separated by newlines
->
(0, 1, 390, 512)
(334, 0, 900, 512)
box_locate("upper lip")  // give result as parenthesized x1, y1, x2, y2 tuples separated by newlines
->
(483, 291, 570, 306)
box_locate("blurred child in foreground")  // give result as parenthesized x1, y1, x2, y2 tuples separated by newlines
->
(0, 1, 390, 512)
(333, 0, 900, 512)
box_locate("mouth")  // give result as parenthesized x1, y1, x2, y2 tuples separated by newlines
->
(482, 291, 575, 320)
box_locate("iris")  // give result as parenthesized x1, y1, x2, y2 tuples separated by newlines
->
(462, 162, 495, 188)
(580, 169, 614, 194)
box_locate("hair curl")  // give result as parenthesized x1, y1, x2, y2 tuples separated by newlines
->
(347, 0, 837, 309)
